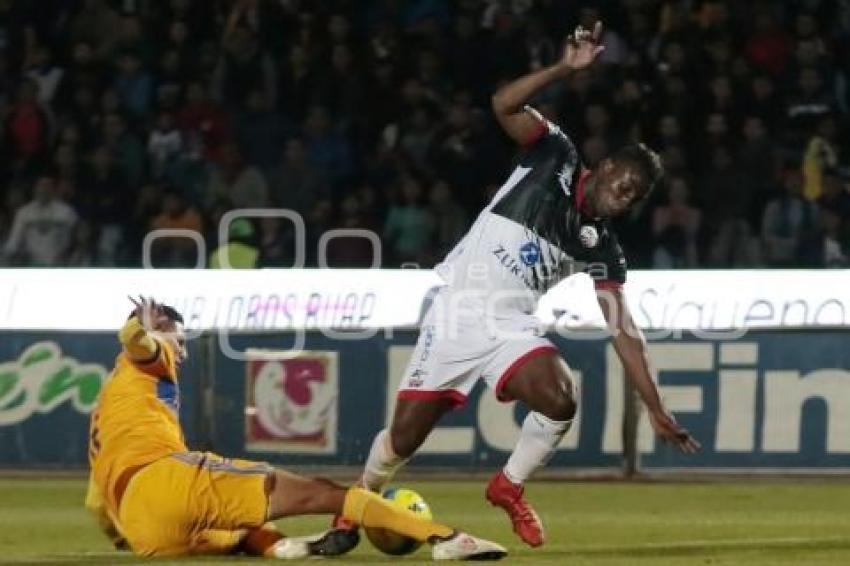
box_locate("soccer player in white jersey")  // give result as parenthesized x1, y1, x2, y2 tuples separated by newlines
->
(329, 21, 700, 552)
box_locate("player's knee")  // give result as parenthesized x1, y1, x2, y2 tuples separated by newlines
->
(545, 388, 577, 422)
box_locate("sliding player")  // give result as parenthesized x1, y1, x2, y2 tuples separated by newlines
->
(86, 297, 506, 560)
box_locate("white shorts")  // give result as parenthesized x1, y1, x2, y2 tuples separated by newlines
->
(397, 286, 558, 408)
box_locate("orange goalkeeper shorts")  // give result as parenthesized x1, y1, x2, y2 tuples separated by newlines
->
(117, 451, 272, 556)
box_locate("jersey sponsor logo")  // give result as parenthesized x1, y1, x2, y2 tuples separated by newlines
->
(492, 244, 536, 289)
(0, 342, 107, 426)
(519, 242, 541, 266)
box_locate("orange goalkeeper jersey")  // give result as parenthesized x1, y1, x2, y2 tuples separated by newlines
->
(89, 323, 187, 515)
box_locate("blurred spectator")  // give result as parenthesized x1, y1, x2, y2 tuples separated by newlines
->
(745, 73, 784, 126)
(325, 194, 380, 268)
(302, 104, 353, 191)
(761, 170, 819, 267)
(269, 137, 329, 219)
(3, 176, 78, 266)
(384, 174, 434, 266)
(113, 50, 152, 120)
(54, 143, 82, 202)
(24, 45, 64, 106)
(235, 89, 288, 171)
(206, 142, 269, 209)
(745, 8, 791, 76)
(399, 106, 437, 173)
(149, 188, 203, 267)
(214, 6, 277, 110)
(430, 99, 485, 211)
(786, 66, 835, 148)
(155, 49, 187, 112)
(56, 41, 106, 111)
(651, 177, 701, 268)
(818, 170, 850, 218)
(277, 44, 316, 119)
(582, 135, 609, 169)
(81, 146, 129, 264)
(429, 180, 467, 259)
(102, 112, 145, 189)
(67, 220, 98, 267)
(209, 218, 259, 269)
(178, 80, 231, 162)
(257, 217, 293, 267)
(314, 42, 366, 130)
(6, 79, 49, 171)
(115, 14, 152, 63)
(739, 115, 780, 196)
(703, 146, 761, 267)
(799, 208, 848, 268)
(70, 0, 120, 61)
(802, 115, 840, 201)
(147, 112, 183, 180)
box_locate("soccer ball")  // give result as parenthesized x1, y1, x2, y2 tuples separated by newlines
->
(364, 487, 432, 555)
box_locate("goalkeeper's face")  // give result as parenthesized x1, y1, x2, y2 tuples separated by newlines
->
(154, 321, 187, 367)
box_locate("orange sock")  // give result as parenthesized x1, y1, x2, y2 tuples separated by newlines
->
(241, 523, 284, 557)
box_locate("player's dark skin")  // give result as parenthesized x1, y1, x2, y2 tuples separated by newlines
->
(388, 22, 699, 461)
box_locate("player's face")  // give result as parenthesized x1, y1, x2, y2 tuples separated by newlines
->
(155, 321, 188, 367)
(589, 160, 645, 218)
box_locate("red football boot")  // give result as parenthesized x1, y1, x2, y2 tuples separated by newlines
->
(485, 470, 544, 547)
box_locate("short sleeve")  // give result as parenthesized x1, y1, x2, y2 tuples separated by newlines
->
(521, 105, 576, 151)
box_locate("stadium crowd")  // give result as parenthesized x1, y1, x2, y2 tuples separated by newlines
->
(0, 0, 848, 269)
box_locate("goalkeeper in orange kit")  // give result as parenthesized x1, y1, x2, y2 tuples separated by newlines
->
(85, 296, 506, 560)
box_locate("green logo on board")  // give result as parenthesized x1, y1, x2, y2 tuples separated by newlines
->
(0, 342, 108, 425)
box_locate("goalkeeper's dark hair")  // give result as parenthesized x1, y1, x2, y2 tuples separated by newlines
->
(127, 304, 184, 325)
(610, 143, 664, 200)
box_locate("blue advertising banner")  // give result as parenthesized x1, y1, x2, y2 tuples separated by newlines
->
(213, 330, 850, 470)
(1, 330, 848, 470)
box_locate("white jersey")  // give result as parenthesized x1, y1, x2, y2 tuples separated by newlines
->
(435, 115, 627, 317)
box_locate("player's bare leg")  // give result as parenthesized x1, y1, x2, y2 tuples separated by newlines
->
(264, 468, 506, 560)
(372, 397, 457, 488)
(486, 352, 576, 547)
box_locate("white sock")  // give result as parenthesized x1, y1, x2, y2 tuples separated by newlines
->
(503, 412, 571, 485)
(361, 429, 408, 492)
(270, 538, 308, 559)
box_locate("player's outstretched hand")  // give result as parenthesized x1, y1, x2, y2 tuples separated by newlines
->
(562, 20, 605, 71)
(648, 408, 700, 454)
(128, 295, 168, 331)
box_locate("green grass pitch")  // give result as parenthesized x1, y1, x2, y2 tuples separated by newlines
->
(2, 478, 850, 565)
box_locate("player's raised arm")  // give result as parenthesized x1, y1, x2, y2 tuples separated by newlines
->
(119, 296, 167, 364)
(596, 286, 700, 454)
(491, 21, 605, 145)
